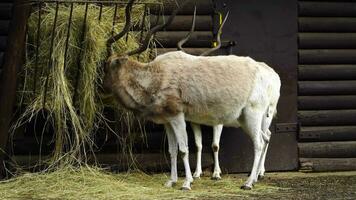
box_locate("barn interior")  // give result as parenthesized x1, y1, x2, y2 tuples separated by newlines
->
(0, 0, 355, 199)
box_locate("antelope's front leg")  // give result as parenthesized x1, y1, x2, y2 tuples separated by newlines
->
(170, 113, 193, 190)
(164, 124, 178, 188)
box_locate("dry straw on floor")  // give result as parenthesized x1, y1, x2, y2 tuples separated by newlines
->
(0, 166, 282, 200)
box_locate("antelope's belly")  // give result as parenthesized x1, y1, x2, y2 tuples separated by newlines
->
(185, 106, 242, 127)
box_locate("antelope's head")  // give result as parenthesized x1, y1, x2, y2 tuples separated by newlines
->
(103, 0, 189, 92)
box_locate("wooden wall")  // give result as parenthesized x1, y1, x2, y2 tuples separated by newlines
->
(298, 0, 356, 171)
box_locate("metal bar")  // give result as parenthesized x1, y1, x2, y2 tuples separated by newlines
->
(98, 3, 103, 21)
(150, 3, 162, 53)
(137, 4, 147, 59)
(72, 2, 89, 105)
(124, 3, 133, 42)
(125, 31, 129, 42)
(111, 3, 118, 36)
(43, 1, 59, 108)
(140, 5, 147, 42)
(33, 2, 42, 95)
(63, 3, 73, 71)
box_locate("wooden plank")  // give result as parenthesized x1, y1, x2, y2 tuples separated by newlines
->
(299, 49, 356, 64)
(299, 141, 356, 158)
(95, 153, 214, 172)
(155, 31, 213, 48)
(298, 81, 356, 95)
(12, 153, 214, 172)
(299, 65, 356, 80)
(0, 0, 30, 178)
(299, 17, 356, 32)
(299, 126, 356, 142)
(300, 158, 356, 172)
(299, 2, 356, 17)
(149, 15, 212, 31)
(299, 33, 356, 49)
(298, 110, 356, 126)
(298, 96, 356, 110)
(155, 48, 228, 56)
(0, 3, 13, 20)
(149, 0, 213, 15)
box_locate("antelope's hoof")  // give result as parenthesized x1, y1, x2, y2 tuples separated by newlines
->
(164, 180, 176, 188)
(240, 185, 252, 190)
(193, 171, 202, 179)
(211, 171, 221, 180)
(181, 181, 192, 191)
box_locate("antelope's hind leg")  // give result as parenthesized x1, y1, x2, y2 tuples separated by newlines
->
(257, 106, 275, 179)
(211, 124, 223, 180)
(240, 108, 265, 190)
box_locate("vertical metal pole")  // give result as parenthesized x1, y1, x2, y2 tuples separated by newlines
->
(111, 3, 118, 36)
(63, 3, 74, 71)
(137, 4, 147, 59)
(139, 4, 148, 43)
(98, 3, 103, 21)
(42, 2, 59, 108)
(33, 2, 42, 95)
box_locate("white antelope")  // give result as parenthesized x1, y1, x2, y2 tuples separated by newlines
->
(103, 0, 281, 190)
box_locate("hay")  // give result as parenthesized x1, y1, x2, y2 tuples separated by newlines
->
(0, 166, 281, 200)
(14, 2, 156, 167)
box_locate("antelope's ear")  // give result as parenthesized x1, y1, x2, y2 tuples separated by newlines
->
(109, 55, 129, 69)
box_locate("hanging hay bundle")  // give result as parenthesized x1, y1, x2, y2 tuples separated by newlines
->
(14, 1, 157, 167)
